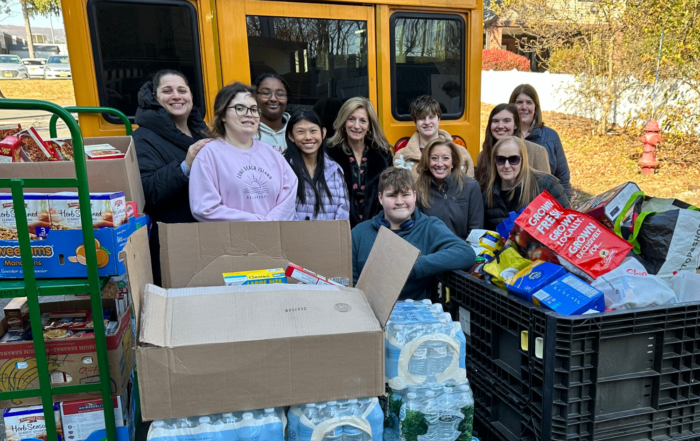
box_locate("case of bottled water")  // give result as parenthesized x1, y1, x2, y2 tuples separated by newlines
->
(146, 407, 286, 441)
(385, 300, 467, 390)
(383, 382, 474, 441)
(287, 398, 384, 441)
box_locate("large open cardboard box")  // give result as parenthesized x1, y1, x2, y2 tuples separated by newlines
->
(124, 221, 419, 421)
(0, 137, 145, 213)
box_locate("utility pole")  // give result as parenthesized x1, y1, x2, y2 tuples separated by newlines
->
(49, 14, 56, 43)
(20, 0, 35, 59)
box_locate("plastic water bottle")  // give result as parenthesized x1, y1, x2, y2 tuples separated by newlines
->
(426, 341, 447, 381)
(303, 404, 318, 421)
(409, 346, 428, 376)
(344, 404, 363, 441)
(400, 393, 419, 420)
(323, 402, 343, 441)
(238, 413, 259, 441)
(175, 418, 192, 428)
(437, 387, 459, 440)
(421, 391, 439, 441)
(222, 413, 237, 424)
(199, 416, 211, 426)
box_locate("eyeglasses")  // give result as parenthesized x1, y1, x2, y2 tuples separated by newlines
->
(257, 89, 288, 99)
(228, 105, 261, 117)
(495, 155, 522, 166)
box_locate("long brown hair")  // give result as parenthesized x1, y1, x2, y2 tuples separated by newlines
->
(416, 139, 465, 209)
(327, 97, 391, 155)
(485, 136, 544, 209)
(209, 82, 257, 138)
(509, 84, 544, 131)
(476, 104, 523, 189)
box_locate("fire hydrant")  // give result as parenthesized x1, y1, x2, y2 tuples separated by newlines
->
(638, 120, 661, 175)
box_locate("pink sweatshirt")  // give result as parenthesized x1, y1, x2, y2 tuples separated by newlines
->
(189, 139, 298, 222)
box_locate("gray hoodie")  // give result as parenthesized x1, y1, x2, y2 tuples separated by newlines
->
(255, 112, 290, 153)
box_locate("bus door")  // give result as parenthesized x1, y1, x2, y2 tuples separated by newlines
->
(216, 0, 377, 136)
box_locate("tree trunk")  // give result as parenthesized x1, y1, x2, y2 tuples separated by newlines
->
(21, 0, 35, 59)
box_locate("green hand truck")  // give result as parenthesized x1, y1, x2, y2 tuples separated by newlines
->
(0, 99, 124, 441)
(48, 107, 133, 139)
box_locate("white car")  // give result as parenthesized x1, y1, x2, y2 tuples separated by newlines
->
(43, 55, 72, 79)
(0, 55, 29, 79)
(22, 58, 47, 78)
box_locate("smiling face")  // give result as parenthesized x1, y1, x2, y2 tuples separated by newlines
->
(256, 77, 288, 122)
(289, 120, 326, 158)
(490, 109, 517, 140)
(495, 140, 522, 183)
(415, 113, 440, 139)
(428, 144, 453, 182)
(155, 75, 193, 120)
(379, 185, 416, 227)
(345, 107, 370, 143)
(222, 92, 260, 138)
(514, 93, 536, 128)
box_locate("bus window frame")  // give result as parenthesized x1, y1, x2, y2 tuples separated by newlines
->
(389, 12, 466, 121)
(86, 0, 206, 124)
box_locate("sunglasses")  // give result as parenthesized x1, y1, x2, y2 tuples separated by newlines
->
(495, 155, 522, 166)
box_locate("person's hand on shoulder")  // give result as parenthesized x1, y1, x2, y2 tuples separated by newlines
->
(185, 138, 213, 169)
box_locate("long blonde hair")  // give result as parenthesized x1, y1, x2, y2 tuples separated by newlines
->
(327, 97, 391, 155)
(416, 139, 465, 209)
(485, 136, 543, 209)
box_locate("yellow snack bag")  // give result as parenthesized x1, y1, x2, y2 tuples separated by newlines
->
(483, 248, 533, 289)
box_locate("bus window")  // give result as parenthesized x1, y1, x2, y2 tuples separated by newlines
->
(247, 16, 369, 136)
(87, 0, 205, 123)
(391, 13, 465, 120)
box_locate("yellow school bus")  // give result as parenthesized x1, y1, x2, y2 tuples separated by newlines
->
(61, 0, 482, 161)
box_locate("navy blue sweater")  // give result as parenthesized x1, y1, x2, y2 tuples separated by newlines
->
(352, 209, 476, 300)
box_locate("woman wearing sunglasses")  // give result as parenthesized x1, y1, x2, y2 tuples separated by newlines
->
(482, 136, 569, 231)
(189, 82, 298, 222)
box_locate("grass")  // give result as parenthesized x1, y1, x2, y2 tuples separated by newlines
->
(480, 103, 700, 208)
(0, 79, 76, 105)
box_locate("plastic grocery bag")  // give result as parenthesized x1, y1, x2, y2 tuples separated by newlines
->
(593, 258, 677, 309)
(668, 272, 700, 303)
(614, 191, 700, 279)
(287, 399, 383, 441)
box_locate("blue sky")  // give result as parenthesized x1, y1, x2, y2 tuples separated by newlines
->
(1, 0, 65, 29)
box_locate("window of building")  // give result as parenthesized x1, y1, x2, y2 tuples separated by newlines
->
(88, 0, 204, 123)
(391, 13, 465, 120)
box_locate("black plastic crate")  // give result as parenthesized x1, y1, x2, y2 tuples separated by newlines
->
(440, 270, 700, 441)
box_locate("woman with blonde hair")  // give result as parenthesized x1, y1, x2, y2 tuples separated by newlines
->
(326, 97, 392, 227)
(415, 138, 483, 240)
(482, 136, 569, 231)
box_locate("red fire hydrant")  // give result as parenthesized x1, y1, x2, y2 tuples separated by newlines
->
(639, 120, 661, 175)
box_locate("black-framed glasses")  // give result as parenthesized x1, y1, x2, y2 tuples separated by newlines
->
(495, 155, 522, 166)
(257, 89, 288, 99)
(228, 104, 261, 117)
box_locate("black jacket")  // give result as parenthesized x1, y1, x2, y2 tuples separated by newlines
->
(418, 176, 484, 240)
(326, 143, 392, 228)
(133, 81, 209, 224)
(482, 173, 570, 231)
(526, 125, 572, 200)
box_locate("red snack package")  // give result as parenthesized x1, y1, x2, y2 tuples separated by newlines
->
(0, 136, 22, 162)
(18, 127, 59, 161)
(0, 123, 22, 141)
(514, 191, 633, 279)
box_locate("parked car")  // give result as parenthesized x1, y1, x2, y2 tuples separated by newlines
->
(22, 58, 47, 78)
(43, 55, 72, 79)
(0, 55, 29, 79)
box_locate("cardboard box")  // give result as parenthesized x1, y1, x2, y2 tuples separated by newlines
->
(0, 136, 22, 163)
(125, 221, 419, 421)
(3, 297, 28, 330)
(223, 268, 286, 285)
(533, 274, 606, 316)
(0, 214, 149, 279)
(0, 298, 134, 408)
(577, 182, 641, 229)
(0, 193, 50, 240)
(0, 136, 145, 213)
(61, 396, 125, 441)
(3, 403, 63, 441)
(285, 262, 342, 286)
(49, 192, 128, 230)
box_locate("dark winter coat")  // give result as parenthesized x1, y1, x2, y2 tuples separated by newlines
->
(482, 173, 570, 231)
(133, 81, 209, 285)
(326, 143, 392, 228)
(418, 176, 484, 240)
(526, 126, 572, 199)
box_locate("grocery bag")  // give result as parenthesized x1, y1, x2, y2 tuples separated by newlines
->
(593, 258, 677, 309)
(287, 399, 383, 441)
(514, 191, 632, 279)
(668, 272, 700, 303)
(613, 191, 700, 279)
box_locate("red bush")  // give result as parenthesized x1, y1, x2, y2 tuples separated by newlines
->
(482, 49, 531, 72)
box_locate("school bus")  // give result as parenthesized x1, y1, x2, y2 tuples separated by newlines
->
(61, 0, 482, 161)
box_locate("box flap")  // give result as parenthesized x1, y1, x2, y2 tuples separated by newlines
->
(159, 221, 352, 289)
(138, 284, 380, 348)
(122, 227, 152, 339)
(356, 227, 420, 328)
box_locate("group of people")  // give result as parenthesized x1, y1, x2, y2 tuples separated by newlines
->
(133, 69, 572, 299)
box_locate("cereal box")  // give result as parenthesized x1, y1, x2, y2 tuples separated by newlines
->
(0, 136, 22, 163)
(84, 144, 124, 160)
(3, 297, 28, 330)
(0, 123, 22, 141)
(48, 192, 127, 230)
(0, 193, 50, 241)
(17, 127, 58, 162)
(47, 138, 74, 161)
(60, 397, 125, 441)
(3, 403, 63, 441)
